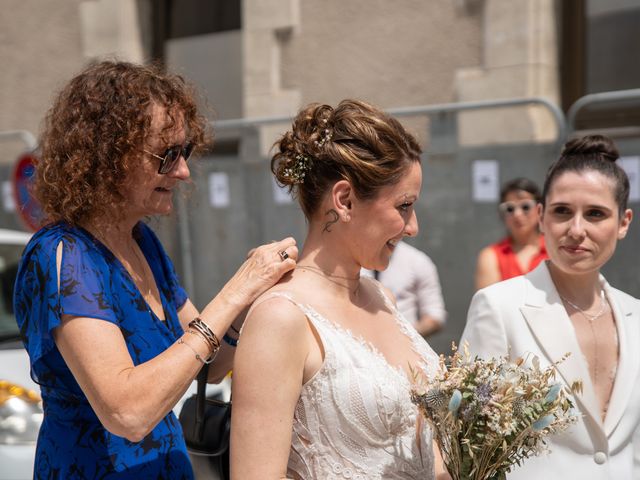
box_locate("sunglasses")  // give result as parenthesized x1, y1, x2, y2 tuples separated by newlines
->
(143, 143, 194, 174)
(498, 199, 537, 216)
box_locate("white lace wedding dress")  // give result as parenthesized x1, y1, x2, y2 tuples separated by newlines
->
(272, 281, 440, 480)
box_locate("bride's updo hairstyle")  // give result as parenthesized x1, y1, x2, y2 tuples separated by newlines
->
(542, 134, 630, 216)
(271, 99, 421, 219)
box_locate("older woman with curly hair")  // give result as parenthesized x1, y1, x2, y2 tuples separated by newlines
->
(14, 60, 297, 479)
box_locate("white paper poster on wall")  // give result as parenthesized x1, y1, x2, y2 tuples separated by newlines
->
(619, 156, 640, 203)
(208, 172, 230, 208)
(2, 181, 15, 212)
(472, 160, 499, 202)
(272, 177, 294, 205)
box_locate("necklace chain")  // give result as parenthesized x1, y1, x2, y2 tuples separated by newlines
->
(297, 265, 360, 281)
(296, 265, 360, 294)
(560, 288, 610, 394)
(560, 289, 607, 322)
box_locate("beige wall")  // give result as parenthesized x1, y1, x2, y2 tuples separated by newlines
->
(243, 0, 561, 151)
(1, 0, 563, 163)
(167, 31, 243, 121)
(0, 0, 147, 165)
(0, 0, 85, 163)
(456, 0, 561, 145)
(243, 0, 483, 152)
(284, 1, 482, 110)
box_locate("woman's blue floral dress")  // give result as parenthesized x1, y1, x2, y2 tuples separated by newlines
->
(14, 222, 194, 479)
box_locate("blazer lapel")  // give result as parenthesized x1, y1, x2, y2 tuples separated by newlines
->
(519, 263, 603, 428)
(603, 284, 640, 436)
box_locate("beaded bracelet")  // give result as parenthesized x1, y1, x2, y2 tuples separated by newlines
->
(178, 338, 214, 364)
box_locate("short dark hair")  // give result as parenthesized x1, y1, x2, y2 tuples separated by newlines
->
(500, 177, 542, 203)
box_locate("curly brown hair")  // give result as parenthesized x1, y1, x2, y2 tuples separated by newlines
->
(35, 60, 209, 228)
(271, 99, 422, 219)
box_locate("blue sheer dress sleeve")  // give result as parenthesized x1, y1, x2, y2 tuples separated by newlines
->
(13, 222, 194, 479)
(15, 225, 119, 389)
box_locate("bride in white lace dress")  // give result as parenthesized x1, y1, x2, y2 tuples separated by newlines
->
(231, 100, 449, 480)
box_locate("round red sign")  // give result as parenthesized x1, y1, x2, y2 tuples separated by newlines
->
(12, 152, 44, 232)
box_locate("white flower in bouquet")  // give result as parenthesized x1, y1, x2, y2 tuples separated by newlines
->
(411, 343, 581, 480)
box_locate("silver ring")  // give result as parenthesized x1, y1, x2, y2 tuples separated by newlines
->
(278, 250, 289, 261)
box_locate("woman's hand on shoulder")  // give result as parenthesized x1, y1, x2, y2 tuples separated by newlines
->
(221, 237, 298, 308)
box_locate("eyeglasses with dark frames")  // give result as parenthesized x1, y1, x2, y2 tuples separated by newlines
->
(143, 143, 194, 174)
(498, 199, 537, 216)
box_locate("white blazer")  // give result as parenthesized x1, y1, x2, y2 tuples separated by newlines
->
(461, 261, 640, 480)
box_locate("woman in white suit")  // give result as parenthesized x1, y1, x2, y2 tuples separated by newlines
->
(461, 134, 639, 479)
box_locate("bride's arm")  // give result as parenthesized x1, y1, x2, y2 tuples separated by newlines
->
(230, 296, 310, 480)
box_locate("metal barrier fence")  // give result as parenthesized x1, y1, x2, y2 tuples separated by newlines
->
(567, 88, 640, 133)
(168, 97, 569, 353)
(3, 94, 640, 354)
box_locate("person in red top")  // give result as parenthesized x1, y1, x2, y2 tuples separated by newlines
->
(475, 177, 548, 290)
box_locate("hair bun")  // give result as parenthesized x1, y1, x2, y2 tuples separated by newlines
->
(271, 99, 421, 219)
(561, 134, 619, 162)
(272, 103, 334, 188)
(295, 103, 334, 155)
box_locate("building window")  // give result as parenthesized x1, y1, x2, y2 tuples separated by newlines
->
(150, 0, 241, 59)
(561, 0, 640, 129)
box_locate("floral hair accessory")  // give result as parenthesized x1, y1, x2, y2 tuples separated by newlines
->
(314, 128, 333, 148)
(283, 154, 311, 184)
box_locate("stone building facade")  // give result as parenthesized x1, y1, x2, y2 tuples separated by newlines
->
(0, 0, 570, 163)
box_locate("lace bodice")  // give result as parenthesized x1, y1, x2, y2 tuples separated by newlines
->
(274, 282, 440, 480)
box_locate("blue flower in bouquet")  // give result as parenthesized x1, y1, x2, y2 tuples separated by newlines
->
(545, 383, 562, 403)
(448, 389, 462, 413)
(532, 415, 555, 431)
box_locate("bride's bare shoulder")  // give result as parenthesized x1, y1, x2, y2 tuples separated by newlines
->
(243, 277, 311, 338)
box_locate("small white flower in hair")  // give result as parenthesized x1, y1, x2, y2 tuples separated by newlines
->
(283, 154, 311, 184)
(314, 129, 333, 148)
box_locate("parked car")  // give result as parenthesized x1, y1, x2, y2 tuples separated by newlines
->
(0, 228, 40, 480)
(0, 228, 227, 479)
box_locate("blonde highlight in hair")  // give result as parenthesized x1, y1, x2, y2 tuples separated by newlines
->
(271, 99, 421, 218)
